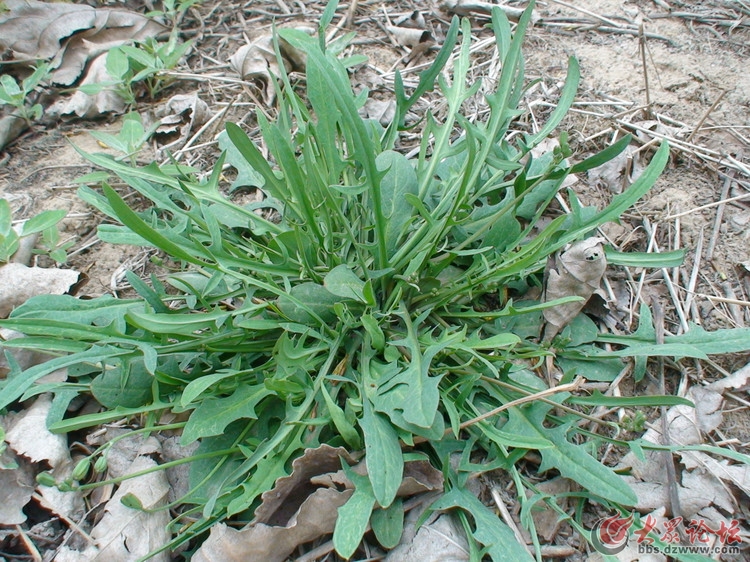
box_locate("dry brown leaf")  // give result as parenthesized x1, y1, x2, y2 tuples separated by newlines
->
(0, 447, 35, 525)
(386, 25, 432, 48)
(79, 439, 171, 562)
(632, 120, 683, 146)
(0, 328, 54, 375)
(5, 394, 69, 467)
(0, 112, 30, 152)
(361, 98, 397, 127)
(193, 488, 353, 562)
(55, 545, 100, 561)
(47, 53, 126, 119)
(440, 0, 535, 22)
(0, 0, 164, 86)
(153, 93, 212, 154)
(159, 435, 200, 503)
(530, 138, 578, 187)
(4, 394, 85, 519)
(228, 31, 308, 105)
(397, 459, 444, 496)
(617, 381, 748, 525)
(707, 361, 750, 392)
(680, 453, 750, 498)
(585, 123, 679, 195)
(310, 458, 444, 499)
(623, 468, 734, 515)
(0, 262, 79, 318)
(192, 447, 444, 561)
(103, 430, 162, 479)
(385, 509, 469, 562)
(620, 385, 724, 483)
(526, 477, 572, 542)
(254, 444, 356, 525)
(190, 445, 355, 562)
(587, 144, 644, 194)
(542, 237, 607, 341)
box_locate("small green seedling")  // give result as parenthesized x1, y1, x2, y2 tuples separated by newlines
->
(0, 62, 50, 124)
(147, 0, 204, 22)
(0, 198, 69, 264)
(106, 33, 193, 104)
(80, 32, 192, 107)
(88, 112, 160, 165)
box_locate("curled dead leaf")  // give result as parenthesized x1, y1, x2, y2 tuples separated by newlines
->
(192, 445, 444, 561)
(0, 112, 30, 152)
(0, 447, 35, 525)
(67, 438, 172, 562)
(310, 458, 444, 499)
(385, 509, 469, 562)
(440, 0, 537, 22)
(0, 0, 164, 86)
(193, 444, 356, 562)
(526, 477, 572, 542)
(5, 395, 69, 467)
(0, 328, 55, 374)
(193, 489, 353, 562)
(386, 25, 432, 49)
(361, 98, 397, 127)
(542, 237, 607, 341)
(254, 444, 356, 525)
(47, 53, 126, 119)
(153, 93, 212, 154)
(4, 394, 85, 520)
(588, 143, 644, 194)
(228, 30, 308, 104)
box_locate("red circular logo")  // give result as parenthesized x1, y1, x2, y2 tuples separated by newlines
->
(591, 513, 634, 554)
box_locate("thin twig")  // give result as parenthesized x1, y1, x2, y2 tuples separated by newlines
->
(33, 493, 96, 545)
(642, 219, 690, 333)
(272, 0, 291, 15)
(705, 171, 735, 262)
(490, 488, 527, 547)
(686, 89, 727, 144)
(682, 228, 704, 324)
(14, 525, 42, 562)
(545, 0, 624, 28)
(663, 191, 750, 220)
(459, 378, 584, 430)
(721, 282, 745, 327)
(343, 0, 359, 29)
(652, 302, 684, 521)
(639, 24, 652, 117)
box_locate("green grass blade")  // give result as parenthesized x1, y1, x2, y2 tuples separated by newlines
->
(361, 398, 403, 508)
(101, 183, 210, 266)
(570, 134, 632, 173)
(523, 56, 580, 147)
(606, 247, 685, 268)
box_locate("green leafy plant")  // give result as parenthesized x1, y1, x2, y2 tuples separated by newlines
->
(0, 62, 50, 124)
(0, 199, 68, 264)
(2, 1, 749, 559)
(146, 0, 203, 22)
(87, 111, 160, 165)
(82, 32, 192, 106)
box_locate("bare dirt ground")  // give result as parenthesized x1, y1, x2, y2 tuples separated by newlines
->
(1, 0, 749, 560)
